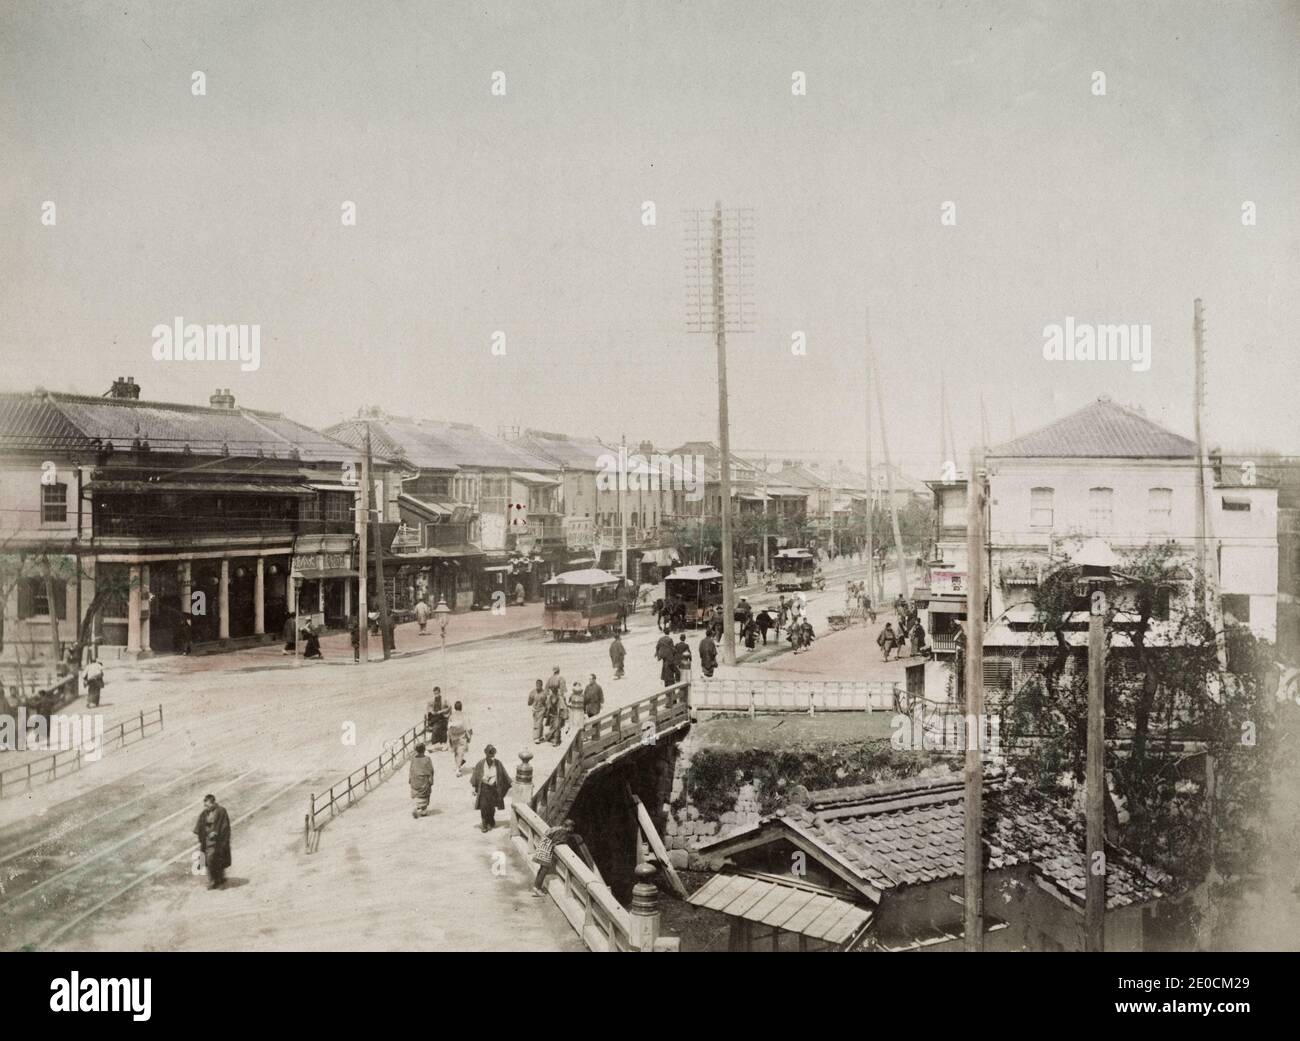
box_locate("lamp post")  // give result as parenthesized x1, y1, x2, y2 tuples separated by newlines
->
(434, 596, 451, 657)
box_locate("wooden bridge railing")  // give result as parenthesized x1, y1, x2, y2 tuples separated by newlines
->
(691, 677, 899, 714)
(531, 680, 691, 825)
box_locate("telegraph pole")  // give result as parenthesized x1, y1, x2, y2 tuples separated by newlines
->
(365, 423, 391, 661)
(619, 434, 629, 581)
(1085, 584, 1107, 952)
(963, 446, 986, 951)
(712, 202, 738, 666)
(1193, 298, 1209, 592)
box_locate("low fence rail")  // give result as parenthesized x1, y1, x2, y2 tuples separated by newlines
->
(304, 719, 426, 852)
(0, 704, 164, 799)
(691, 678, 899, 714)
(531, 681, 691, 825)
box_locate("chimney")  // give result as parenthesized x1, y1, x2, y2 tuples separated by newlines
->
(209, 388, 236, 409)
(109, 376, 141, 399)
(638, 440, 655, 456)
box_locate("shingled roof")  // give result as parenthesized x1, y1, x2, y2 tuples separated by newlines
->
(703, 773, 1170, 911)
(987, 397, 1196, 459)
(326, 414, 557, 473)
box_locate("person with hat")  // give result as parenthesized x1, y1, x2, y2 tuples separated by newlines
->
(470, 744, 512, 833)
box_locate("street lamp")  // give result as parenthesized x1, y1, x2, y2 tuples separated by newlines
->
(433, 596, 451, 656)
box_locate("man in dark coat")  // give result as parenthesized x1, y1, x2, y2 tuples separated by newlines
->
(582, 674, 604, 717)
(408, 742, 434, 818)
(756, 609, 774, 645)
(194, 794, 231, 889)
(674, 633, 692, 674)
(470, 744, 512, 832)
(609, 633, 626, 679)
(655, 631, 677, 684)
(698, 632, 718, 677)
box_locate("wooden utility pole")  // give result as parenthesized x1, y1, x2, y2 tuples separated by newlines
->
(1193, 299, 1209, 591)
(938, 370, 951, 468)
(870, 351, 910, 602)
(712, 201, 737, 667)
(963, 447, 985, 951)
(357, 444, 369, 664)
(863, 319, 877, 602)
(1085, 586, 1107, 952)
(979, 395, 991, 449)
(365, 424, 391, 661)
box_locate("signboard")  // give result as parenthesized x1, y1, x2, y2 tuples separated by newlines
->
(931, 569, 966, 596)
(480, 512, 506, 551)
(292, 552, 353, 576)
(564, 516, 594, 550)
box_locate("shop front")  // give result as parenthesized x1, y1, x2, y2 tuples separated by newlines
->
(291, 534, 357, 629)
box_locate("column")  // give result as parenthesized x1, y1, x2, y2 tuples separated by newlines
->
(343, 576, 352, 619)
(179, 561, 192, 616)
(126, 564, 142, 655)
(139, 564, 151, 652)
(219, 558, 230, 640)
(286, 570, 296, 614)
(254, 558, 265, 635)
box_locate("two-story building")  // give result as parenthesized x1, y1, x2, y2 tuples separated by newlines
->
(911, 396, 1278, 713)
(1, 380, 380, 669)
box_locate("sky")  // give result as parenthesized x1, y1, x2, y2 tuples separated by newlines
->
(2, 0, 1298, 475)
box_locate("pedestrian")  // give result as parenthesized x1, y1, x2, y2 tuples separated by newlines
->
(514, 580, 526, 606)
(910, 620, 927, 658)
(675, 633, 693, 675)
(742, 618, 758, 650)
(531, 817, 592, 896)
(282, 615, 296, 654)
(567, 682, 584, 733)
(757, 609, 773, 645)
(528, 679, 546, 743)
(448, 701, 472, 774)
(583, 674, 604, 717)
(698, 632, 718, 678)
(470, 744, 512, 832)
(303, 620, 323, 660)
(415, 596, 431, 635)
(877, 622, 899, 661)
(193, 793, 232, 890)
(408, 742, 434, 818)
(82, 655, 105, 708)
(426, 689, 451, 748)
(349, 615, 360, 661)
(609, 632, 625, 679)
(175, 613, 193, 655)
(655, 630, 677, 685)
(545, 666, 566, 703)
(544, 685, 565, 746)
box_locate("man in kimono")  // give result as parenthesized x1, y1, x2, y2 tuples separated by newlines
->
(408, 742, 434, 817)
(193, 794, 231, 889)
(528, 679, 547, 743)
(470, 744, 512, 832)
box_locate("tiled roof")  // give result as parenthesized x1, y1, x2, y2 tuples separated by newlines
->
(326, 415, 557, 473)
(515, 430, 611, 471)
(709, 774, 1169, 910)
(0, 394, 96, 450)
(0, 391, 347, 461)
(687, 874, 871, 945)
(988, 397, 1196, 459)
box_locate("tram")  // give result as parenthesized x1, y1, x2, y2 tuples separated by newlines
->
(773, 548, 817, 591)
(662, 564, 724, 628)
(542, 569, 628, 640)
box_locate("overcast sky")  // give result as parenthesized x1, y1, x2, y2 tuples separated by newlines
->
(2, 0, 1297, 473)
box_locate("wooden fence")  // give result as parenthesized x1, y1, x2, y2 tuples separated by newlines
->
(0, 704, 164, 799)
(691, 678, 899, 714)
(303, 719, 426, 852)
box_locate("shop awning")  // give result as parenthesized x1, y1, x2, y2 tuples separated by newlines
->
(423, 544, 485, 558)
(296, 566, 356, 580)
(513, 471, 561, 485)
(687, 874, 872, 947)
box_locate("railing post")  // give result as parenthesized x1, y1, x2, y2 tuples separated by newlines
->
(513, 750, 534, 822)
(628, 863, 661, 951)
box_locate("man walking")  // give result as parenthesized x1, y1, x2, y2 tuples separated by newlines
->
(609, 633, 625, 679)
(655, 630, 678, 686)
(545, 666, 566, 703)
(698, 631, 718, 677)
(82, 655, 105, 708)
(193, 794, 232, 890)
(447, 701, 472, 774)
(674, 633, 692, 676)
(528, 678, 547, 743)
(414, 596, 431, 635)
(877, 622, 899, 661)
(408, 743, 434, 818)
(583, 674, 604, 718)
(470, 744, 512, 833)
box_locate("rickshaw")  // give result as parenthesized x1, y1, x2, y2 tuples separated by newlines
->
(542, 569, 628, 640)
(773, 548, 817, 591)
(662, 565, 724, 630)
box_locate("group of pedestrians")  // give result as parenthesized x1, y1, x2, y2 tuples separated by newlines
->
(876, 598, 928, 661)
(408, 695, 514, 833)
(528, 667, 606, 746)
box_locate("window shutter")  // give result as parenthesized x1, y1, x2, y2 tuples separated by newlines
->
(17, 579, 33, 619)
(54, 580, 68, 621)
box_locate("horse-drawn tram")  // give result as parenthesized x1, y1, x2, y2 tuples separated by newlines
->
(662, 564, 724, 629)
(773, 547, 817, 591)
(542, 568, 628, 640)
